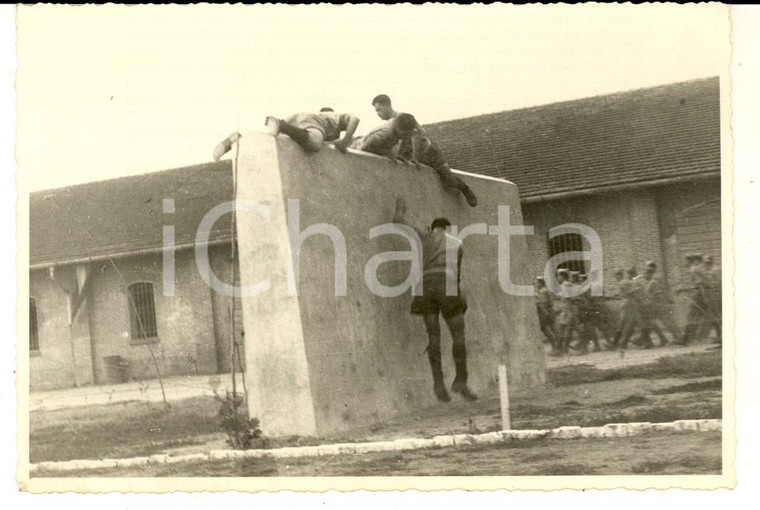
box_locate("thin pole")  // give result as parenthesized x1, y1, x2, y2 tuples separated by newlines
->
(498, 364, 511, 431)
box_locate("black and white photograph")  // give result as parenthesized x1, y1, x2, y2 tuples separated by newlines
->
(13, 3, 739, 492)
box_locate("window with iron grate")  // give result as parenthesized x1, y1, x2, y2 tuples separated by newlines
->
(29, 297, 39, 352)
(128, 282, 158, 341)
(548, 233, 587, 275)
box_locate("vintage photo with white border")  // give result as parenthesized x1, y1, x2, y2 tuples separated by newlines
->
(14, 3, 738, 493)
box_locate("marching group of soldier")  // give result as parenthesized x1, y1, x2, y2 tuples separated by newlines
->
(534, 254, 722, 356)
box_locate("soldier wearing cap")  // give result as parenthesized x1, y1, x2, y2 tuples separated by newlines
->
(573, 273, 604, 354)
(535, 276, 559, 353)
(569, 271, 587, 351)
(700, 255, 722, 343)
(617, 266, 656, 350)
(583, 269, 617, 351)
(676, 254, 708, 345)
(641, 261, 677, 346)
(554, 268, 577, 355)
(608, 269, 627, 348)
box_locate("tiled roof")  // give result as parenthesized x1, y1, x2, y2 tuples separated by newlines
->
(424, 77, 720, 199)
(30, 161, 234, 267)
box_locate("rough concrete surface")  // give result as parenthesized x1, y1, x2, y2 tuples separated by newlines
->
(234, 132, 545, 436)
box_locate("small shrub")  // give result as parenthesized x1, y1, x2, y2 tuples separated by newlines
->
(215, 390, 265, 450)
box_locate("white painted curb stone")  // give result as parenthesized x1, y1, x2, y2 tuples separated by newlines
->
(29, 419, 721, 474)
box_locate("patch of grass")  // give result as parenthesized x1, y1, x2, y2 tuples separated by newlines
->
(603, 395, 651, 408)
(30, 396, 224, 463)
(631, 460, 671, 474)
(539, 463, 598, 476)
(547, 352, 721, 387)
(678, 454, 722, 472)
(651, 379, 722, 395)
(232, 457, 281, 477)
(522, 451, 563, 463)
(601, 403, 722, 425)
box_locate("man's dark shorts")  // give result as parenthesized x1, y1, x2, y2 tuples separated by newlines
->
(411, 273, 468, 318)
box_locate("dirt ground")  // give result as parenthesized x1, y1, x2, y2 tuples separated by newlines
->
(30, 349, 722, 476)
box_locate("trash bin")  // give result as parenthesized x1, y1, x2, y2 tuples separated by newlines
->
(103, 355, 128, 384)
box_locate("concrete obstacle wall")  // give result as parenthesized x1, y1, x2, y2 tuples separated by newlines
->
(235, 132, 545, 437)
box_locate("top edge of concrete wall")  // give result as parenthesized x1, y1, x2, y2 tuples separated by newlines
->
(238, 130, 518, 189)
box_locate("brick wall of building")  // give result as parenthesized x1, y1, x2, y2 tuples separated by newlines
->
(521, 179, 721, 330)
(654, 179, 721, 327)
(522, 189, 663, 299)
(87, 249, 218, 384)
(29, 268, 94, 390)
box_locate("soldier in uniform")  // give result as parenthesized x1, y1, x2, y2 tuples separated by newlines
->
(637, 262, 671, 347)
(584, 270, 618, 351)
(554, 268, 577, 355)
(676, 254, 708, 345)
(642, 261, 680, 345)
(701, 255, 722, 344)
(609, 268, 627, 349)
(573, 273, 603, 354)
(534, 276, 559, 353)
(618, 267, 656, 350)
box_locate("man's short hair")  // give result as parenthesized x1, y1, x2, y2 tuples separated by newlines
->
(372, 94, 392, 106)
(396, 113, 418, 132)
(431, 217, 451, 230)
(319, 107, 334, 112)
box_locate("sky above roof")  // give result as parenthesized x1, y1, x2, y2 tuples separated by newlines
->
(15, 4, 729, 192)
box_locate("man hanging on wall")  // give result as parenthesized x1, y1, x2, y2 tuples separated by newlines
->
(392, 197, 478, 402)
(366, 96, 478, 207)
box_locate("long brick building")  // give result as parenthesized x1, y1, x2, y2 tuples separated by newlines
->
(426, 76, 721, 301)
(28, 77, 721, 390)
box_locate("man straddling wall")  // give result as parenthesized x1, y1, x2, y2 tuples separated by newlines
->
(212, 108, 360, 161)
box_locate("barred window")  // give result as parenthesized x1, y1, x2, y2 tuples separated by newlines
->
(548, 233, 587, 275)
(29, 297, 39, 352)
(128, 282, 158, 340)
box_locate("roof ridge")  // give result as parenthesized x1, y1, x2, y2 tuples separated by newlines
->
(30, 160, 232, 196)
(423, 76, 719, 129)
